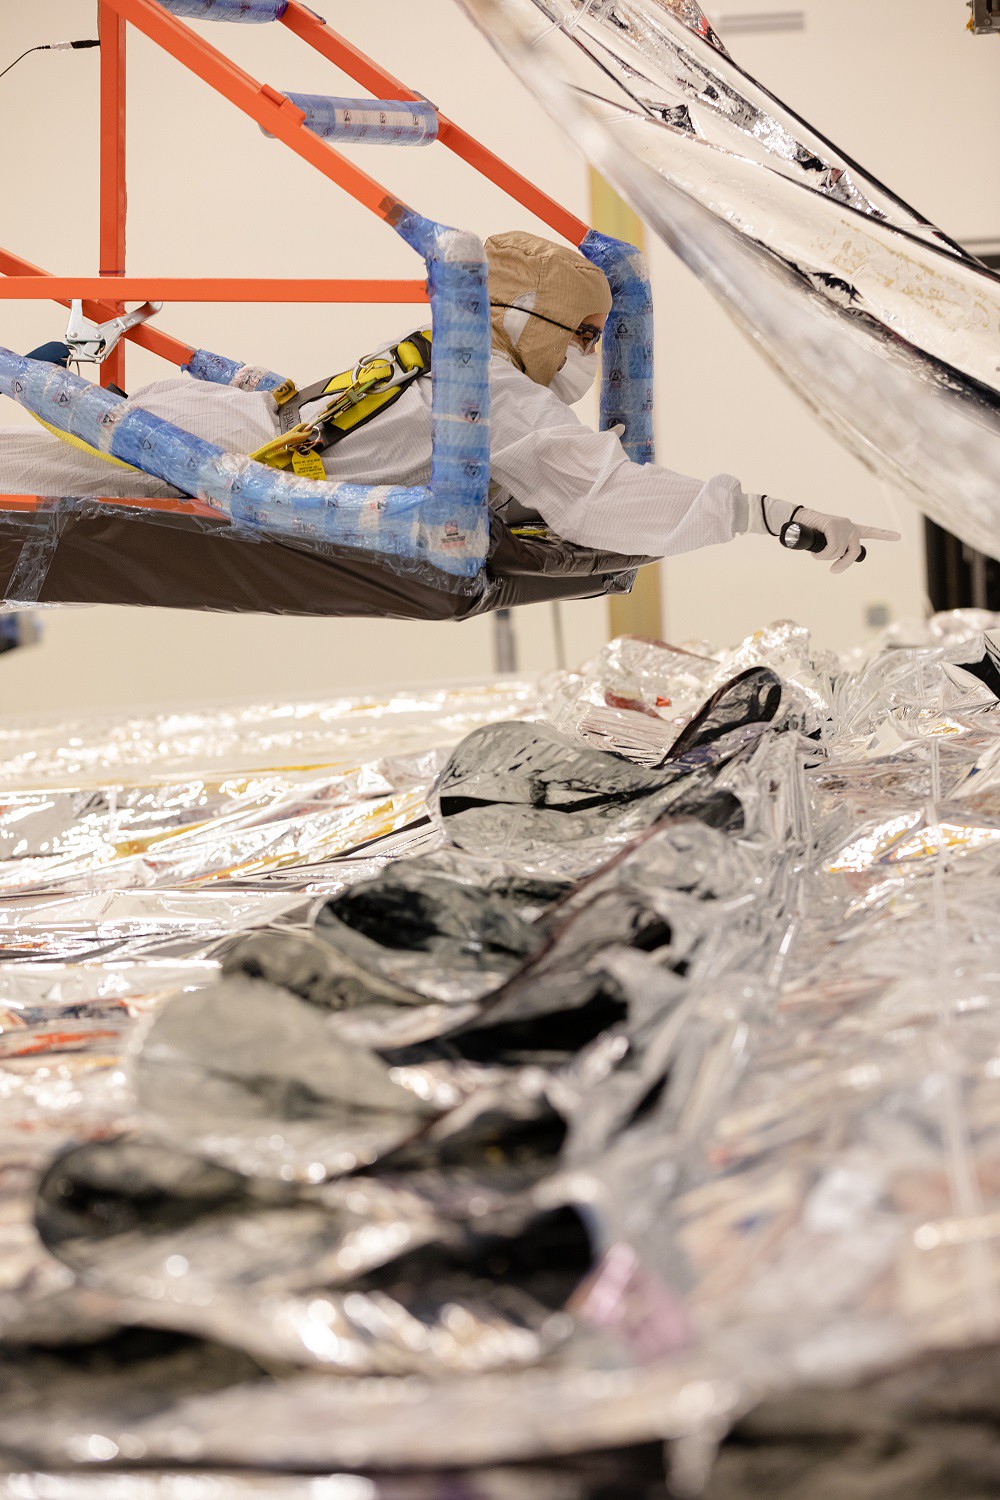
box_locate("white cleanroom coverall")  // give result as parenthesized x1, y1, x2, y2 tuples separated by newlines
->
(0, 230, 897, 573)
(0, 355, 746, 560)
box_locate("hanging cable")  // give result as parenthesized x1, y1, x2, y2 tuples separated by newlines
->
(0, 39, 100, 86)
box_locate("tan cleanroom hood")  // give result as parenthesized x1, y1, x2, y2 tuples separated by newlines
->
(485, 231, 612, 388)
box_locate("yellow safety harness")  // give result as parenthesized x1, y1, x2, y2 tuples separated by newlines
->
(29, 328, 433, 485)
(249, 328, 433, 481)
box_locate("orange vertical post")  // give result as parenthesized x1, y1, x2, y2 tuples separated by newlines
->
(99, 2, 127, 391)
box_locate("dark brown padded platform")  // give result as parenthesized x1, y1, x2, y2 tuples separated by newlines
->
(0, 503, 652, 620)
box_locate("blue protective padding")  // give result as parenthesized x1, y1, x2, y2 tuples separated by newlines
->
(155, 0, 287, 20)
(580, 230, 656, 467)
(0, 612, 32, 651)
(267, 94, 438, 146)
(391, 209, 491, 563)
(0, 216, 492, 581)
(183, 349, 289, 393)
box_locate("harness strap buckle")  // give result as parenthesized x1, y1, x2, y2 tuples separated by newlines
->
(350, 346, 417, 397)
(270, 328, 432, 456)
(293, 425, 324, 453)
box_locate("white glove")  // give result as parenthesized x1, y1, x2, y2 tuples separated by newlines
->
(747, 494, 901, 575)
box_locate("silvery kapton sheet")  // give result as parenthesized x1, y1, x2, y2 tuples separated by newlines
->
(457, 0, 1000, 561)
(2, 610, 1000, 1494)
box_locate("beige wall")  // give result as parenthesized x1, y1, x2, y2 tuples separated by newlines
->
(1, 0, 997, 714)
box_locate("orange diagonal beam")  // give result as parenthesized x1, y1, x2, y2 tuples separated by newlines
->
(103, 0, 409, 225)
(0, 246, 194, 366)
(281, 0, 590, 246)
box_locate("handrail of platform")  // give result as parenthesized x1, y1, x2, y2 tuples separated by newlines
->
(0, 278, 430, 303)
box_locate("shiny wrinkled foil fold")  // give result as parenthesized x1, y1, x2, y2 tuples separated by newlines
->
(0, 615, 999, 1485)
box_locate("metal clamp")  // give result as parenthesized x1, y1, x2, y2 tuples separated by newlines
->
(350, 346, 415, 397)
(64, 299, 163, 366)
(291, 424, 324, 453)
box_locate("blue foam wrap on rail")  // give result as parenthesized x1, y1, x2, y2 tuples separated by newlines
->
(269, 94, 438, 146)
(0, 217, 491, 580)
(391, 209, 492, 573)
(183, 349, 289, 393)
(155, 0, 287, 21)
(580, 230, 656, 467)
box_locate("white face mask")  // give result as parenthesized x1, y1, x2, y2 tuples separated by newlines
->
(549, 342, 599, 405)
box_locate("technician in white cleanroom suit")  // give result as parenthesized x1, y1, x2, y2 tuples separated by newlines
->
(1, 230, 898, 573)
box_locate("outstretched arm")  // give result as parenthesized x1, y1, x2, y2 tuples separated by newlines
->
(486, 360, 899, 571)
(487, 360, 743, 557)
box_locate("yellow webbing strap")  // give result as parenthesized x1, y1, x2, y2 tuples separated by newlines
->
(30, 413, 140, 472)
(250, 331, 432, 480)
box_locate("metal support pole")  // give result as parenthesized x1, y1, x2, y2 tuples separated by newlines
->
(969, 546, 990, 609)
(551, 601, 567, 670)
(493, 609, 517, 674)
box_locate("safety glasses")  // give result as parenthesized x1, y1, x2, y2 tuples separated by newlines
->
(573, 322, 604, 352)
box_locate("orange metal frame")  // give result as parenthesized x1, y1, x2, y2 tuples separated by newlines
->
(0, 491, 218, 519)
(0, 0, 589, 519)
(0, 278, 432, 303)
